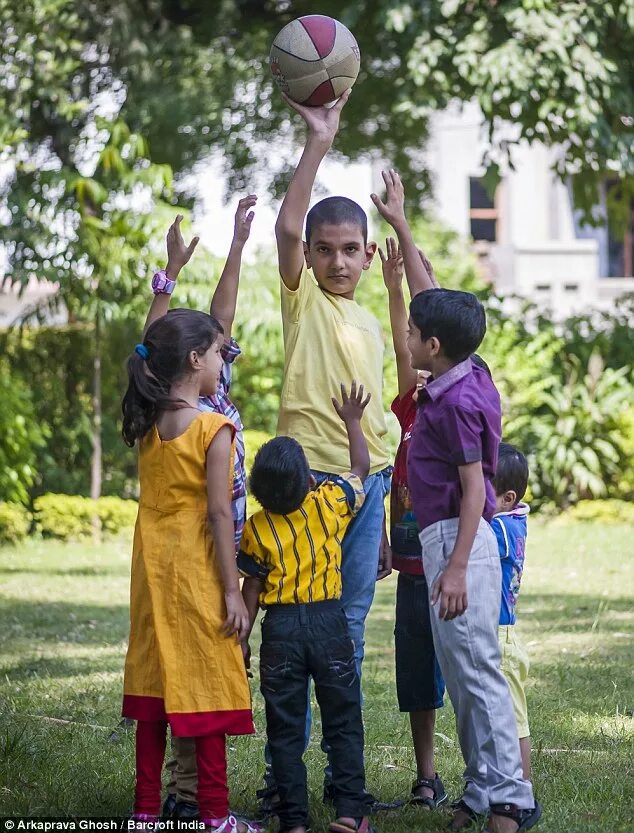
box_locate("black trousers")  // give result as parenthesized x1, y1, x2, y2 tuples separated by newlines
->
(259, 600, 367, 831)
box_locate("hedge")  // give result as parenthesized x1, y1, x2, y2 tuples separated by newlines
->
(34, 494, 138, 540)
(559, 499, 634, 525)
(0, 502, 32, 545)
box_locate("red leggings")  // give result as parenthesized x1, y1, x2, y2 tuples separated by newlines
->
(135, 720, 228, 819)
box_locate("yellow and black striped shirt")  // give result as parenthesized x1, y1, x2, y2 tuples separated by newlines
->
(238, 473, 365, 605)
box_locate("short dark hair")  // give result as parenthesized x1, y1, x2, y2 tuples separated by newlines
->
(471, 353, 492, 378)
(409, 288, 486, 361)
(494, 443, 529, 505)
(305, 196, 367, 244)
(249, 436, 311, 514)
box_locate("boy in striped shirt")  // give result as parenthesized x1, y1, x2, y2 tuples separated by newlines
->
(239, 383, 377, 833)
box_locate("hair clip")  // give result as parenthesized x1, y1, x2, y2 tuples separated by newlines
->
(135, 343, 149, 360)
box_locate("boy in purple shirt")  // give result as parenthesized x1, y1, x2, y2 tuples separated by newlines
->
(406, 289, 538, 833)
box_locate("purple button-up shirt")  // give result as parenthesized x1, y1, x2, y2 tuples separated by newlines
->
(407, 358, 501, 532)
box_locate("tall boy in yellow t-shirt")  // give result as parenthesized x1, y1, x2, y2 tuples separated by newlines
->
(257, 90, 394, 815)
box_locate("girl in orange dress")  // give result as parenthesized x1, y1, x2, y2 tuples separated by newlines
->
(121, 309, 260, 833)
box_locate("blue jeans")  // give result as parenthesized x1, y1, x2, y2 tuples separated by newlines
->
(264, 468, 392, 786)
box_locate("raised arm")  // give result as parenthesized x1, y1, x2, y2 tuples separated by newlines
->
(379, 236, 418, 398)
(371, 169, 439, 297)
(210, 195, 256, 338)
(332, 381, 371, 482)
(143, 215, 199, 337)
(275, 90, 350, 290)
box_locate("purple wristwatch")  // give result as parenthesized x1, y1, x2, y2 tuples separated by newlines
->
(151, 270, 176, 295)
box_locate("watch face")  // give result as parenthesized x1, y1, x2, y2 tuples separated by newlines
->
(152, 271, 167, 291)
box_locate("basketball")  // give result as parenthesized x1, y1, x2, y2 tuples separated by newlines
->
(269, 15, 361, 106)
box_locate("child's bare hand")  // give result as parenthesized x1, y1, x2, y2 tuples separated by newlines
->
(431, 562, 468, 620)
(379, 237, 404, 291)
(370, 169, 406, 228)
(166, 215, 199, 279)
(377, 531, 393, 581)
(233, 195, 257, 245)
(223, 589, 250, 641)
(282, 89, 350, 146)
(332, 380, 371, 424)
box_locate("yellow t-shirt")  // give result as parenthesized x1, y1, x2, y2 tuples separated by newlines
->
(277, 273, 389, 474)
(238, 473, 365, 605)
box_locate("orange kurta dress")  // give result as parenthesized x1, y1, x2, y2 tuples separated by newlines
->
(122, 412, 254, 737)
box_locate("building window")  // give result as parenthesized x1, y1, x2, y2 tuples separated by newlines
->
(469, 177, 498, 242)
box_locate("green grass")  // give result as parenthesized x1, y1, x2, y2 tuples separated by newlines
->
(1, 522, 633, 831)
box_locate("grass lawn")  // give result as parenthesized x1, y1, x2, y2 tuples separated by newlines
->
(0, 522, 633, 831)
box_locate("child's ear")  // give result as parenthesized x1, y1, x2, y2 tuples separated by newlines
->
(504, 489, 517, 508)
(303, 241, 312, 270)
(363, 241, 378, 270)
(428, 336, 441, 356)
(188, 350, 201, 372)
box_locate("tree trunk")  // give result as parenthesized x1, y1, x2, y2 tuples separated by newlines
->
(90, 310, 102, 536)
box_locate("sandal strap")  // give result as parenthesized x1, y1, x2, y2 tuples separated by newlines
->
(452, 799, 480, 822)
(412, 776, 437, 793)
(490, 803, 521, 822)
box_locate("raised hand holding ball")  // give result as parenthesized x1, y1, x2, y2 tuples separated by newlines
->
(270, 15, 360, 106)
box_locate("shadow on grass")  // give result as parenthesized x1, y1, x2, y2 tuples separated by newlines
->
(0, 566, 118, 577)
(3, 653, 125, 681)
(0, 598, 129, 647)
(520, 592, 633, 632)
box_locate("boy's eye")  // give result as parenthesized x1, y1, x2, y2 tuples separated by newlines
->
(346, 246, 359, 253)
(317, 246, 329, 253)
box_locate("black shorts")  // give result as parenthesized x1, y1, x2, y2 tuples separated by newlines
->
(394, 571, 445, 712)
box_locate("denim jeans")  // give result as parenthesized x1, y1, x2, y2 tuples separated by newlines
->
(260, 601, 367, 831)
(263, 467, 391, 787)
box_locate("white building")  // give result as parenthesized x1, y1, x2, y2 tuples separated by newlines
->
(425, 102, 634, 317)
(2, 101, 633, 325)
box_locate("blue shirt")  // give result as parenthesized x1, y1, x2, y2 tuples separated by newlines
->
(491, 504, 530, 626)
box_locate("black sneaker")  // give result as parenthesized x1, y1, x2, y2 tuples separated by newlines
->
(323, 784, 404, 813)
(161, 794, 177, 820)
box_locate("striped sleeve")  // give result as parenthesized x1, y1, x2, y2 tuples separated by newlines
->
(237, 518, 270, 580)
(317, 472, 366, 519)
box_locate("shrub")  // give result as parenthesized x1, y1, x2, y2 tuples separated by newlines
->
(530, 356, 632, 507)
(243, 430, 273, 518)
(560, 499, 634, 525)
(243, 430, 273, 476)
(34, 494, 92, 540)
(34, 494, 137, 540)
(97, 496, 139, 534)
(0, 359, 48, 504)
(0, 502, 32, 545)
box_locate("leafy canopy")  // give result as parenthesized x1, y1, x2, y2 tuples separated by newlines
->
(1, 0, 632, 219)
